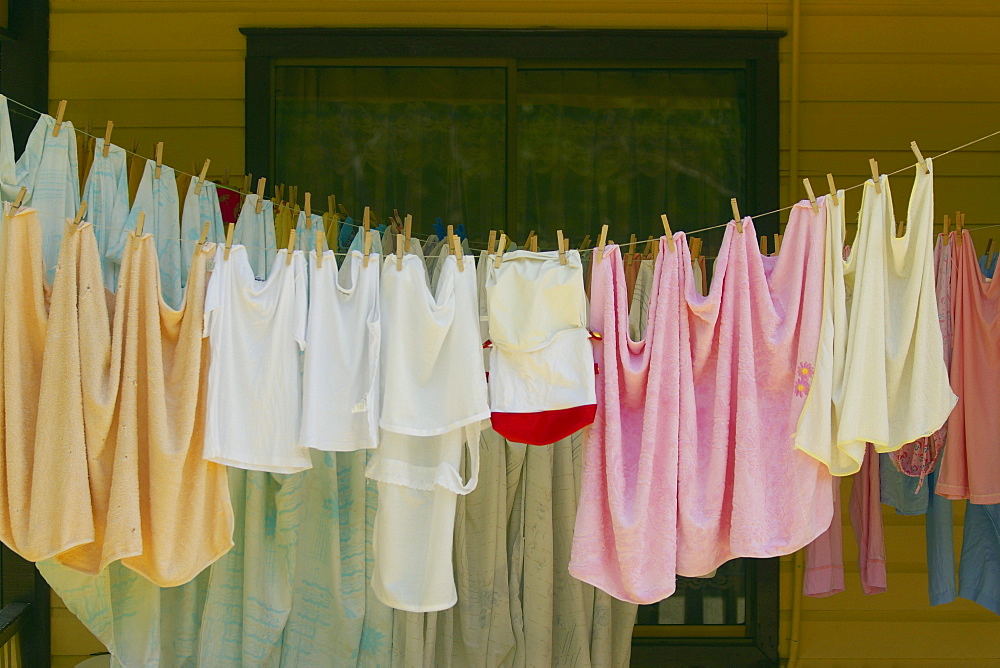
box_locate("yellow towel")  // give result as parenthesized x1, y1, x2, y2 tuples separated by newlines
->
(118, 236, 233, 586)
(0, 210, 96, 561)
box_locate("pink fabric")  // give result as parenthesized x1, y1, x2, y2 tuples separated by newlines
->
(675, 211, 833, 577)
(803, 477, 845, 598)
(849, 444, 887, 595)
(570, 236, 685, 604)
(938, 231, 1000, 503)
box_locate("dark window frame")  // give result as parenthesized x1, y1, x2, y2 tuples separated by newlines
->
(242, 28, 782, 667)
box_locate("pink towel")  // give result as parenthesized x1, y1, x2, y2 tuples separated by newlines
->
(676, 209, 832, 577)
(570, 236, 686, 604)
(803, 477, 845, 597)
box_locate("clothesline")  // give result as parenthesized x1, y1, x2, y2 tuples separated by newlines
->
(9, 96, 1000, 253)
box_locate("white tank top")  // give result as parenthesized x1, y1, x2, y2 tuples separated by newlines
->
(299, 249, 381, 451)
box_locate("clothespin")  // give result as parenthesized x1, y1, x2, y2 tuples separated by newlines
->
(494, 233, 508, 268)
(10, 186, 27, 213)
(404, 214, 412, 252)
(102, 121, 114, 158)
(628, 234, 637, 265)
(691, 237, 703, 259)
(487, 230, 497, 255)
(774, 233, 782, 254)
(363, 206, 371, 234)
(563, 237, 570, 255)
(285, 229, 297, 266)
(580, 234, 591, 251)
(154, 142, 164, 179)
(643, 236, 655, 256)
(316, 229, 325, 268)
(242, 173, 250, 194)
(338, 203, 350, 218)
(911, 141, 929, 174)
(288, 186, 298, 207)
(275, 183, 285, 201)
(224, 222, 235, 260)
(869, 158, 881, 194)
(557, 230, 567, 265)
(255, 177, 266, 214)
(52, 100, 67, 137)
(304, 192, 312, 229)
(803, 178, 819, 214)
(943, 214, 950, 246)
(661, 213, 675, 252)
(731, 198, 743, 233)
(896, 219, 906, 238)
(986, 238, 995, 257)
(524, 230, 535, 248)
(598, 224, 609, 261)
(957, 211, 964, 245)
(453, 235, 464, 272)
(827, 174, 839, 207)
(759, 235, 768, 255)
(135, 211, 146, 236)
(447, 224, 455, 255)
(195, 159, 211, 195)
(396, 233, 405, 271)
(73, 201, 88, 225)
(197, 219, 211, 246)
(362, 230, 372, 268)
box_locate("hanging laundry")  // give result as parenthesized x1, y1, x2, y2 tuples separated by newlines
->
(106, 159, 184, 308)
(938, 230, 1000, 503)
(628, 258, 655, 340)
(179, 176, 226, 287)
(486, 249, 596, 445)
(83, 138, 130, 292)
(0, 208, 94, 562)
(232, 193, 277, 279)
(216, 182, 240, 225)
(803, 478, 846, 597)
(850, 445, 888, 595)
(202, 245, 311, 473)
(0, 97, 19, 202)
(294, 208, 324, 252)
(299, 247, 381, 452)
(979, 251, 998, 279)
(675, 210, 832, 579)
(14, 112, 81, 277)
(570, 237, 684, 604)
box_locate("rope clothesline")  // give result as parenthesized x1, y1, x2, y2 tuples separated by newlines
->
(8, 96, 1000, 253)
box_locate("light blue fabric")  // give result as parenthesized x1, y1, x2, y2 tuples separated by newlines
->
(338, 216, 356, 250)
(348, 227, 382, 256)
(925, 468, 958, 607)
(879, 453, 928, 515)
(979, 252, 998, 279)
(294, 210, 325, 253)
(0, 96, 18, 202)
(82, 138, 130, 292)
(15, 114, 80, 278)
(233, 194, 276, 279)
(958, 501, 1000, 615)
(180, 179, 225, 287)
(106, 160, 184, 309)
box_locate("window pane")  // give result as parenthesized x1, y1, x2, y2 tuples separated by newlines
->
(274, 66, 507, 231)
(635, 559, 747, 629)
(516, 69, 745, 253)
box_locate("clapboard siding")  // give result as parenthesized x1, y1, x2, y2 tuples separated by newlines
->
(46, 1, 1000, 664)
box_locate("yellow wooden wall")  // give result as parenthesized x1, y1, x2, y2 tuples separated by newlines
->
(46, 1, 1000, 665)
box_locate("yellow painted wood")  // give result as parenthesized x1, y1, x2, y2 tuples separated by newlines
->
(51, 608, 107, 656)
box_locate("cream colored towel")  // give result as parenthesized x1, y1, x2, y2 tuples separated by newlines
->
(0, 209, 95, 561)
(118, 236, 233, 586)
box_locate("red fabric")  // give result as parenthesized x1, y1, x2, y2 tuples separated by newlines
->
(491, 405, 597, 446)
(217, 187, 241, 225)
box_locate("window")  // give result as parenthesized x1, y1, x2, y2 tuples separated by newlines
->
(245, 28, 781, 666)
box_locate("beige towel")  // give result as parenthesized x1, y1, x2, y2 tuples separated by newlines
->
(0, 210, 96, 561)
(118, 236, 233, 586)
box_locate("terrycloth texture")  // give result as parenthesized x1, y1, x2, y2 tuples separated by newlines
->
(850, 445, 887, 595)
(82, 139, 131, 292)
(15, 113, 81, 278)
(938, 231, 1000, 503)
(0, 209, 96, 562)
(676, 211, 832, 577)
(110, 236, 234, 586)
(570, 237, 684, 604)
(803, 477, 846, 597)
(179, 178, 225, 288)
(232, 194, 277, 279)
(106, 160, 184, 309)
(0, 97, 18, 202)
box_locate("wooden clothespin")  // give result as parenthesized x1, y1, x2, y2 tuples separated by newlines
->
(869, 158, 881, 194)
(453, 234, 464, 272)
(197, 219, 211, 246)
(896, 219, 906, 238)
(487, 230, 497, 255)
(224, 222, 235, 260)
(661, 213, 675, 252)
(338, 203, 350, 218)
(195, 159, 211, 195)
(494, 233, 508, 268)
(598, 224, 609, 261)
(911, 141, 929, 174)
(10, 186, 27, 213)
(396, 233, 405, 270)
(52, 100, 67, 137)
(643, 236, 655, 256)
(731, 198, 743, 233)
(404, 214, 412, 252)
(73, 201, 88, 225)
(288, 185, 298, 208)
(692, 237, 703, 259)
(363, 206, 371, 234)
(255, 177, 266, 214)
(986, 238, 995, 257)
(827, 174, 839, 207)
(135, 211, 146, 237)
(759, 235, 768, 255)
(304, 192, 312, 229)
(447, 224, 455, 255)
(285, 229, 297, 266)
(774, 233, 782, 254)
(362, 230, 372, 268)
(803, 178, 819, 214)
(154, 142, 164, 179)
(943, 214, 950, 246)
(580, 234, 591, 251)
(530, 235, 539, 253)
(275, 183, 285, 202)
(957, 211, 964, 245)
(524, 230, 535, 249)
(316, 228, 325, 268)
(102, 121, 114, 158)
(557, 230, 567, 265)
(563, 236, 570, 255)
(242, 173, 250, 195)
(628, 234, 637, 265)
